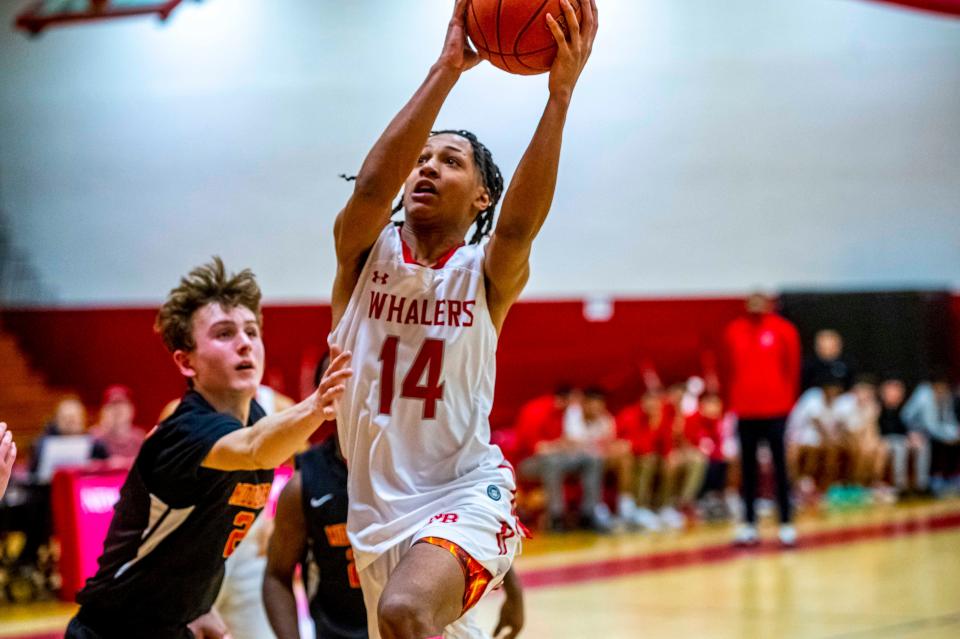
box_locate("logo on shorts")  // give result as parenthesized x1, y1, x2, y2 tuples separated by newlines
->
(487, 485, 501, 501)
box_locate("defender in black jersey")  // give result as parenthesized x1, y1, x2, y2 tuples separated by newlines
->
(263, 436, 526, 639)
(66, 258, 352, 639)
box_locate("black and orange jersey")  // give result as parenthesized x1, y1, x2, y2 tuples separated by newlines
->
(75, 390, 273, 638)
(298, 439, 367, 639)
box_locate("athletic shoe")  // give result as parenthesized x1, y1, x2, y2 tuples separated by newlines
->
(617, 494, 638, 521)
(733, 523, 759, 546)
(778, 524, 797, 547)
(658, 506, 686, 530)
(629, 507, 662, 532)
(580, 503, 615, 533)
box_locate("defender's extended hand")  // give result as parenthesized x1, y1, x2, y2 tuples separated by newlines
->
(314, 346, 353, 421)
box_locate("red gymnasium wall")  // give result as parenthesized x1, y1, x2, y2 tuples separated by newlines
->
(3, 298, 744, 431)
(5, 295, 960, 432)
(868, 0, 960, 16)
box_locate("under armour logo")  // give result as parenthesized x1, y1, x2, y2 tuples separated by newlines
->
(372, 271, 389, 285)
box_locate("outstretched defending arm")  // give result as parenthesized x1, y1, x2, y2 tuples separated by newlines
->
(331, 0, 481, 325)
(484, 0, 598, 331)
(201, 348, 352, 472)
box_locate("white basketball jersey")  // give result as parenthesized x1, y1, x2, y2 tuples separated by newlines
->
(330, 224, 509, 571)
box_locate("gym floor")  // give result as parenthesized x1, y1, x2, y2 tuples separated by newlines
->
(3, 498, 959, 639)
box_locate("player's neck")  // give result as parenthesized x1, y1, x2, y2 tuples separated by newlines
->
(400, 222, 466, 267)
(194, 383, 251, 425)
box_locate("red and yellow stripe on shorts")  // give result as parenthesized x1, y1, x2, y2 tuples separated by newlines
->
(416, 537, 493, 613)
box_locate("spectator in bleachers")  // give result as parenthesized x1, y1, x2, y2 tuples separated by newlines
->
(516, 387, 611, 532)
(91, 384, 147, 463)
(564, 387, 634, 527)
(686, 394, 729, 520)
(0, 422, 15, 500)
(788, 376, 855, 493)
(834, 376, 884, 488)
(877, 378, 930, 497)
(802, 329, 856, 392)
(29, 396, 108, 479)
(903, 376, 960, 495)
(614, 391, 665, 531)
(656, 385, 705, 529)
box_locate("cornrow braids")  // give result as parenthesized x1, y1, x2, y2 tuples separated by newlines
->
(338, 129, 503, 244)
(431, 129, 503, 244)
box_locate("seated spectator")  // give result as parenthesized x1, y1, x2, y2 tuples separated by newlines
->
(877, 378, 930, 496)
(91, 385, 147, 463)
(903, 376, 959, 495)
(787, 376, 855, 493)
(564, 388, 633, 526)
(516, 387, 611, 532)
(615, 391, 663, 531)
(834, 376, 883, 487)
(30, 397, 108, 481)
(802, 329, 856, 392)
(657, 385, 706, 529)
(686, 394, 729, 520)
(1, 422, 15, 500)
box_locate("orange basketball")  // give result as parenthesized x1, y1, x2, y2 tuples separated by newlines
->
(466, 0, 583, 75)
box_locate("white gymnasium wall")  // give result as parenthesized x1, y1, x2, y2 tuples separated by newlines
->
(1, 0, 958, 305)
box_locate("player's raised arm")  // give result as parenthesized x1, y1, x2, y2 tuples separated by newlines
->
(332, 0, 481, 322)
(484, 0, 597, 328)
(201, 348, 352, 471)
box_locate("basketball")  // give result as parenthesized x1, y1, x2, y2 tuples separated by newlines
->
(466, 0, 584, 75)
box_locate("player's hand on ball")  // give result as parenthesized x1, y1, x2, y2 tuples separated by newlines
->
(439, 0, 482, 73)
(546, 0, 598, 98)
(315, 345, 353, 421)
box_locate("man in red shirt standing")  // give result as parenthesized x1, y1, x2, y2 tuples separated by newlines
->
(723, 292, 800, 546)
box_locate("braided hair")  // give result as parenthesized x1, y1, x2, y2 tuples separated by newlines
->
(431, 129, 503, 244)
(340, 130, 503, 245)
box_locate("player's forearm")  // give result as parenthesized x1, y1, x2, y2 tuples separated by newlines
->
(351, 65, 462, 207)
(496, 94, 571, 241)
(247, 397, 323, 469)
(263, 574, 301, 639)
(501, 567, 523, 599)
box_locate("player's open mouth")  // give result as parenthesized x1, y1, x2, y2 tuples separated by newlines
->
(413, 180, 438, 195)
(235, 361, 256, 371)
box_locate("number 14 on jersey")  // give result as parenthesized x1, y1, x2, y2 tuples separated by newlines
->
(378, 336, 445, 419)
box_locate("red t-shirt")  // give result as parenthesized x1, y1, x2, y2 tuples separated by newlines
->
(684, 412, 725, 462)
(615, 401, 676, 456)
(513, 395, 564, 462)
(723, 313, 801, 418)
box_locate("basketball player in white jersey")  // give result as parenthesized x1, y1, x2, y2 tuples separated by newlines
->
(329, 1, 597, 637)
